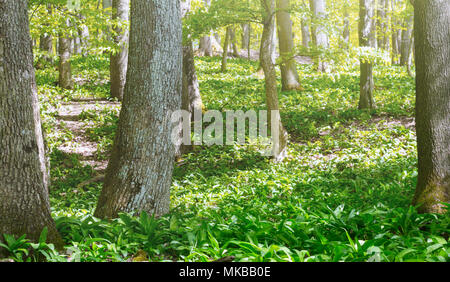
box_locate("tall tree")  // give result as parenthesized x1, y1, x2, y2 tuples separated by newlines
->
(260, 0, 289, 161)
(177, 0, 203, 157)
(400, 12, 413, 67)
(110, 0, 130, 101)
(342, 1, 350, 49)
(300, 0, 311, 49)
(39, 4, 54, 62)
(199, 0, 213, 56)
(221, 26, 231, 72)
(0, 0, 63, 252)
(58, 18, 73, 89)
(391, 0, 402, 64)
(241, 23, 251, 58)
(309, 0, 329, 72)
(412, 0, 450, 214)
(276, 0, 302, 91)
(95, 0, 182, 219)
(358, 0, 375, 109)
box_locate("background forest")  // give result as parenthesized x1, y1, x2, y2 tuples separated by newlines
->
(0, 0, 448, 262)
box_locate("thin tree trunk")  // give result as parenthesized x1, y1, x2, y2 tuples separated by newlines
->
(58, 18, 73, 89)
(221, 27, 231, 72)
(110, 0, 129, 101)
(412, 0, 450, 214)
(309, 0, 329, 72)
(342, 2, 350, 49)
(241, 23, 251, 51)
(199, 0, 213, 56)
(39, 4, 54, 62)
(103, 0, 113, 41)
(359, 0, 375, 110)
(0, 0, 63, 253)
(276, 0, 301, 90)
(94, 0, 182, 219)
(260, 0, 288, 161)
(301, 19, 311, 48)
(176, 0, 203, 157)
(400, 13, 413, 67)
(391, 0, 401, 64)
(377, 0, 387, 49)
(230, 26, 239, 57)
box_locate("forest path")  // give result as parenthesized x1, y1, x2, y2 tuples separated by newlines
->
(56, 98, 121, 174)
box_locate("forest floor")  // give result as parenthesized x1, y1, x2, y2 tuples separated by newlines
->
(56, 99, 120, 173)
(16, 53, 447, 262)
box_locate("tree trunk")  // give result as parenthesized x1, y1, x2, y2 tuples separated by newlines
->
(309, 0, 329, 72)
(0, 0, 63, 253)
(241, 23, 251, 51)
(39, 4, 54, 62)
(377, 0, 387, 49)
(391, 0, 401, 64)
(230, 26, 239, 57)
(260, 0, 288, 162)
(40, 34, 53, 59)
(94, 0, 182, 219)
(103, 0, 113, 41)
(199, 0, 213, 56)
(58, 18, 73, 89)
(176, 0, 203, 157)
(412, 0, 450, 214)
(221, 26, 231, 72)
(342, 2, 350, 49)
(301, 19, 311, 49)
(276, 0, 301, 91)
(110, 0, 129, 101)
(359, 0, 375, 110)
(400, 13, 413, 67)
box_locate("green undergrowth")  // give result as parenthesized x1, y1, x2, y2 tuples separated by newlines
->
(2, 54, 448, 262)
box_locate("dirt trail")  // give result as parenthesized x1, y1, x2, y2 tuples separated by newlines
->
(56, 99, 120, 173)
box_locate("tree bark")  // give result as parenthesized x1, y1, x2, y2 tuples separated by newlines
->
(309, 0, 329, 72)
(241, 23, 251, 52)
(39, 4, 54, 62)
(400, 13, 413, 67)
(342, 2, 350, 49)
(94, 0, 182, 219)
(221, 26, 231, 72)
(276, 0, 301, 91)
(412, 0, 450, 214)
(58, 18, 73, 89)
(103, 0, 113, 41)
(199, 0, 213, 56)
(359, 0, 375, 110)
(230, 26, 239, 57)
(0, 0, 63, 253)
(377, 0, 387, 50)
(260, 0, 288, 161)
(110, 0, 129, 101)
(176, 0, 203, 157)
(391, 0, 401, 64)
